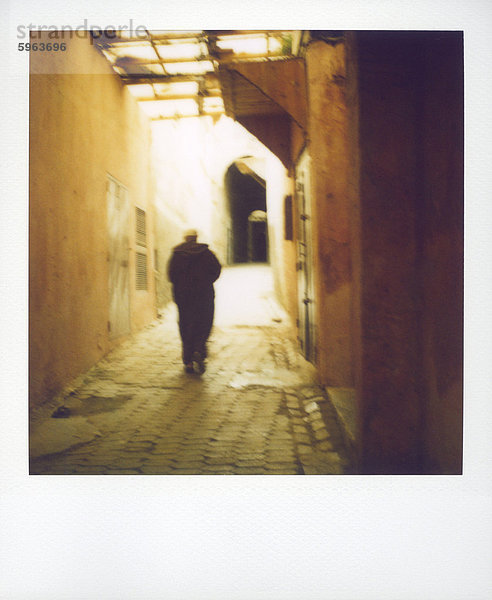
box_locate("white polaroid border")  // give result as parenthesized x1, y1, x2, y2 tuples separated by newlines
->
(2, 0, 491, 598)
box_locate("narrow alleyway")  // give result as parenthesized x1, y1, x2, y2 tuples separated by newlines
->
(30, 265, 353, 475)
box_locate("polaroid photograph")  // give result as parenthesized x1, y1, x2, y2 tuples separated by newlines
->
(2, 0, 491, 598)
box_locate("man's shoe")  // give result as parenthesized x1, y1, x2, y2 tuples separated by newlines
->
(192, 351, 205, 374)
(184, 363, 194, 374)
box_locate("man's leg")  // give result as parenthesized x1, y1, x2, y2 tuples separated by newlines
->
(177, 303, 194, 367)
(192, 295, 215, 366)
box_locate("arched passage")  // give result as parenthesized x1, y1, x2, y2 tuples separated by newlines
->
(225, 160, 268, 264)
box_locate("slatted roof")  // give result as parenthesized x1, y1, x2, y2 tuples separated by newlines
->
(92, 30, 298, 120)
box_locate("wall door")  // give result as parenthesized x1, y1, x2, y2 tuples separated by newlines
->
(295, 151, 316, 362)
(107, 175, 130, 339)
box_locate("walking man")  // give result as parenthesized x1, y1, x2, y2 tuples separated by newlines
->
(168, 229, 221, 374)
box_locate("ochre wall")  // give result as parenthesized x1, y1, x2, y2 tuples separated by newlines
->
(30, 33, 156, 408)
(264, 158, 296, 321)
(305, 40, 353, 387)
(348, 32, 463, 474)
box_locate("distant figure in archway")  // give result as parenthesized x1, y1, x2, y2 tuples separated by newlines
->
(248, 209, 268, 263)
(167, 229, 221, 374)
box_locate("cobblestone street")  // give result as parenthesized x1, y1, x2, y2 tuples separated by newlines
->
(30, 265, 353, 475)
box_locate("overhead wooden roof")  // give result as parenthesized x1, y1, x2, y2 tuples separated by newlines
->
(93, 30, 299, 121)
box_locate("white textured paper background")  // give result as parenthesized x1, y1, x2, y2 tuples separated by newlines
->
(1, 1, 491, 598)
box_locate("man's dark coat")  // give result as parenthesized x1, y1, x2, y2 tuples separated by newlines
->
(168, 241, 221, 364)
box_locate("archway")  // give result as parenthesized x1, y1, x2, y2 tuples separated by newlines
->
(224, 159, 268, 264)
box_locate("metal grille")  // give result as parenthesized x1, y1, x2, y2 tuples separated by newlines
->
(284, 194, 293, 240)
(136, 251, 148, 290)
(136, 207, 147, 247)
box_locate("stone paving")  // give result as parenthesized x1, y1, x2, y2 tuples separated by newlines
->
(30, 265, 353, 475)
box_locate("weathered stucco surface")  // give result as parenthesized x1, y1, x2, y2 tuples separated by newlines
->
(30, 34, 156, 408)
(150, 116, 291, 317)
(306, 40, 353, 388)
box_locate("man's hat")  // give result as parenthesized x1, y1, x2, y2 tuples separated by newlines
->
(184, 228, 198, 238)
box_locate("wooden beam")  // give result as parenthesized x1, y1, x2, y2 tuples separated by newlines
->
(114, 53, 286, 67)
(94, 32, 205, 45)
(150, 111, 224, 121)
(115, 56, 212, 66)
(136, 91, 221, 102)
(96, 31, 294, 49)
(121, 73, 219, 85)
(205, 30, 294, 37)
(212, 53, 287, 64)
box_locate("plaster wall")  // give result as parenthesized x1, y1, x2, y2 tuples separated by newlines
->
(30, 34, 156, 408)
(265, 156, 296, 319)
(151, 118, 216, 309)
(151, 116, 291, 314)
(305, 40, 353, 387)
